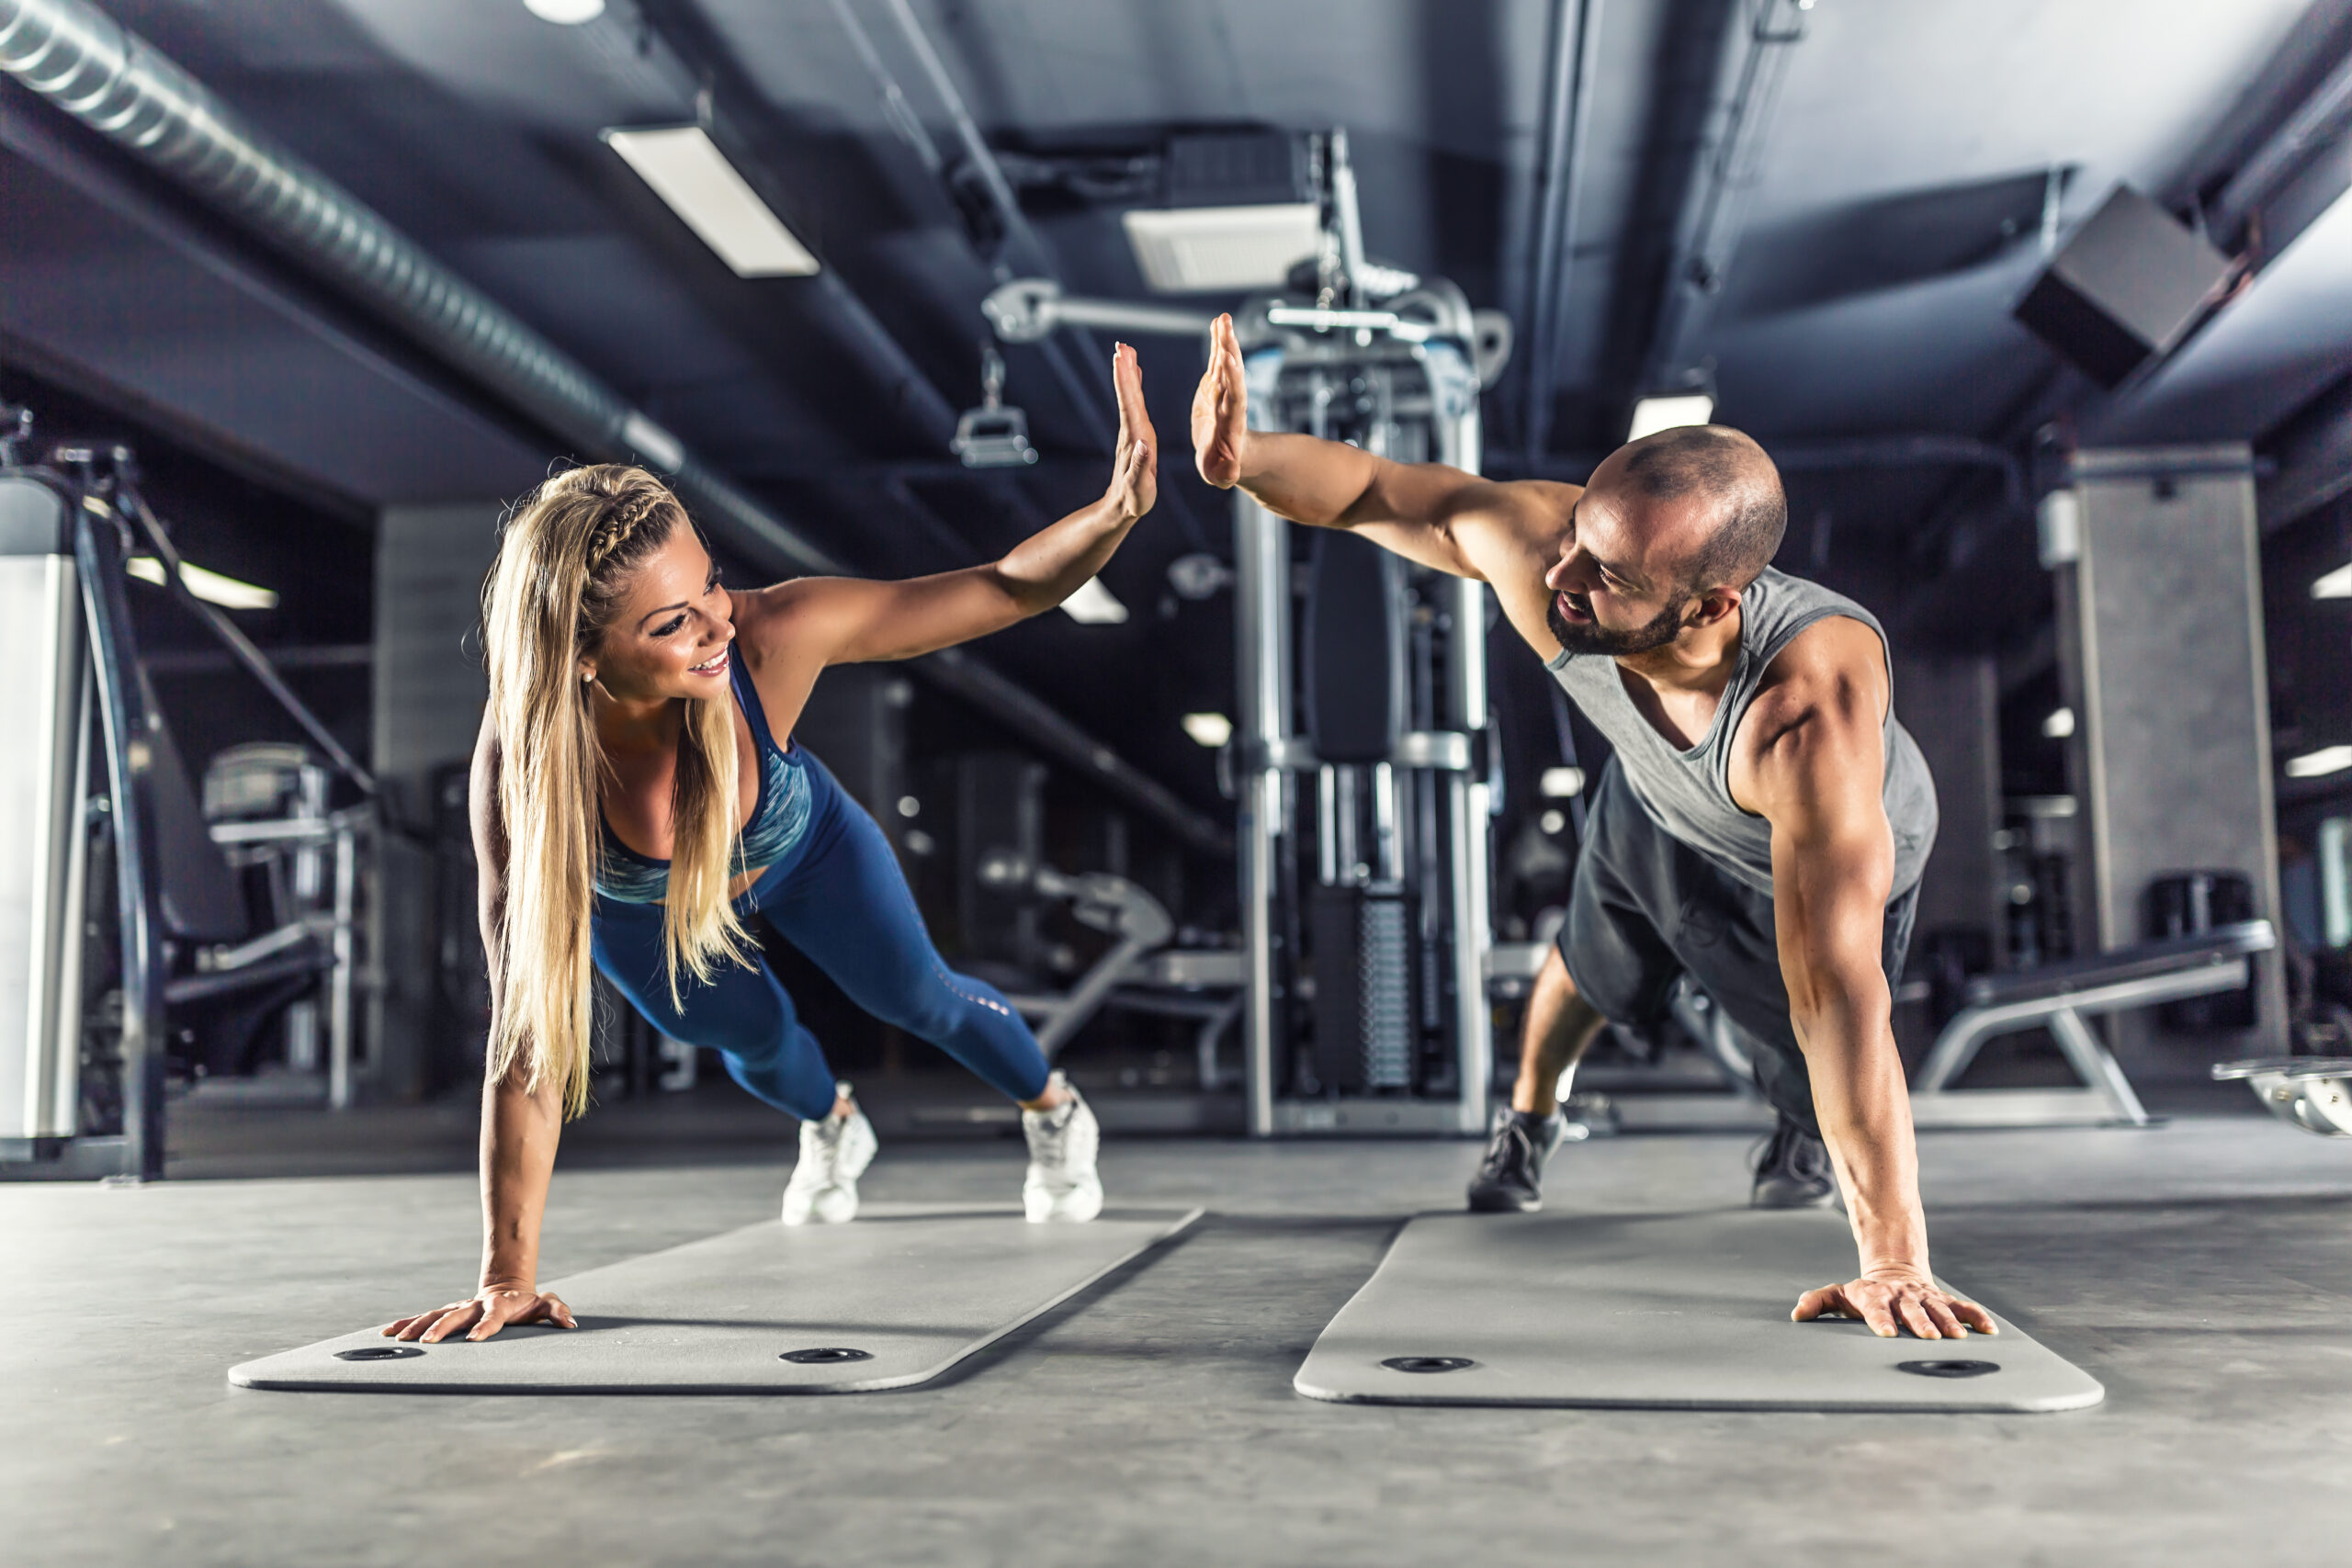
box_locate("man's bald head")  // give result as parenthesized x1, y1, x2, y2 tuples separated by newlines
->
(1611, 424, 1786, 596)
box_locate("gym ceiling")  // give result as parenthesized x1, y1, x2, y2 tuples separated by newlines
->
(4, 0, 2349, 825)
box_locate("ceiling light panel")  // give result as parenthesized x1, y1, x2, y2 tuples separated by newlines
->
(1182, 713, 1234, 748)
(128, 557, 278, 611)
(1123, 204, 1321, 294)
(1627, 394, 1714, 442)
(603, 127, 819, 278)
(1060, 578, 1129, 625)
(1539, 766, 1586, 798)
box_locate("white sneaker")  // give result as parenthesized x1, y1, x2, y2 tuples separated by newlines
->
(782, 1083, 877, 1226)
(1021, 1071, 1102, 1224)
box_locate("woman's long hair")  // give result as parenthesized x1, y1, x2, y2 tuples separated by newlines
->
(479, 465, 749, 1117)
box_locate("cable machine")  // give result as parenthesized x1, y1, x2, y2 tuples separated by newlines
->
(1228, 310, 1498, 1132)
(1220, 136, 1505, 1136)
(978, 130, 1510, 1135)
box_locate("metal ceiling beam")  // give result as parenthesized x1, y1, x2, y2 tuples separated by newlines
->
(0, 0, 1228, 854)
(2211, 45, 2352, 243)
(854, 0, 1116, 451)
(822, 0, 1213, 555)
(1769, 435, 2027, 516)
(2261, 373, 2352, 534)
(1635, 0, 1808, 404)
(1521, 0, 1604, 465)
(610, 1, 965, 453)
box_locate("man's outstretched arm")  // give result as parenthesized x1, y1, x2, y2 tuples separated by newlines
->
(1741, 623, 1997, 1340)
(1192, 313, 1570, 592)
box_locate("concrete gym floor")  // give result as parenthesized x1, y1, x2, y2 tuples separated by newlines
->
(8, 1093, 2352, 1566)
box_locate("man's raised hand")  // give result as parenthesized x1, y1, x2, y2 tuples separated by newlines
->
(1192, 312, 1250, 490)
(1105, 341, 1158, 521)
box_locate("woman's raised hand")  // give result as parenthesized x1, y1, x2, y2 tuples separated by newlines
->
(1103, 342, 1158, 522)
(385, 1284, 577, 1344)
(1191, 312, 1249, 489)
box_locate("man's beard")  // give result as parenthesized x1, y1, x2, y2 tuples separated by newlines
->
(1545, 588, 1690, 657)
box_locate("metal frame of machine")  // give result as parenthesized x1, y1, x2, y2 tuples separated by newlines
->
(980, 130, 1510, 1137)
(1225, 136, 1500, 1138)
(0, 422, 374, 1180)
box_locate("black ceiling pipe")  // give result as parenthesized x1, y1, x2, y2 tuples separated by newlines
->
(1768, 435, 2029, 517)
(0, 0, 1227, 853)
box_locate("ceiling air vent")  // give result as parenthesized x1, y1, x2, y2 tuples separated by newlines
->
(1124, 131, 1319, 294)
(2012, 185, 2231, 389)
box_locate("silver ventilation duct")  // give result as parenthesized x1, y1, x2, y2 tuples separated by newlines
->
(0, 0, 1226, 852)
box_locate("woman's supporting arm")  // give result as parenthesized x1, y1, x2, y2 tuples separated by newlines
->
(384, 713, 578, 1343)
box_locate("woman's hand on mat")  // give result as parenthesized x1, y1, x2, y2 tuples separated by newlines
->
(1791, 1273, 1997, 1340)
(385, 1286, 577, 1344)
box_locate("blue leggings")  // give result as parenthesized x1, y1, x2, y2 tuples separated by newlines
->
(590, 758, 1049, 1122)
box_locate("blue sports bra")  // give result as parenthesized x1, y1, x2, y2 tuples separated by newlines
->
(594, 651, 810, 904)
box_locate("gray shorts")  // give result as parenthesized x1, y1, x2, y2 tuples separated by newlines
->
(1556, 756, 1920, 1135)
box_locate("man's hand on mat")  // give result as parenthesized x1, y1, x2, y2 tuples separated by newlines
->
(1792, 1273, 1998, 1340)
(385, 1286, 577, 1343)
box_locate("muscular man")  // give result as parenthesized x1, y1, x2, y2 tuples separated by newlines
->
(1193, 315, 1991, 1339)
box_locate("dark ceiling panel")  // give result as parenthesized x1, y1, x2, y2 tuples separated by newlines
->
(1724, 170, 2059, 321)
(0, 128, 548, 505)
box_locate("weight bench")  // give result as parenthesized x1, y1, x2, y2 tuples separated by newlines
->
(1910, 919, 2276, 1127)
(978, 851, 1177, 1060)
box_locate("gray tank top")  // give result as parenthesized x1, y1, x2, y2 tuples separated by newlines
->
(1544, 567, 1937, 897)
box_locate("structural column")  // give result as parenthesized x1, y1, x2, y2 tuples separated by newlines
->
(1892, 654, 2004, 960)
(371, 502, 503, 1102)
(2052, 445, 2288, 1070)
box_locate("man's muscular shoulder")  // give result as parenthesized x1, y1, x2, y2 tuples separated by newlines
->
(1729, 615, 1890, 808)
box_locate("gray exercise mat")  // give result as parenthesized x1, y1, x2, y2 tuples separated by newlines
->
(231, 1206, 1199, 1393)
(1295, 1210, 2103, 1413)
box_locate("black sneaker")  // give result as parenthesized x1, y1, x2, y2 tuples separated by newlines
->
(1467, 1109, 1564, 1213)
(1749, 1117, 1838, 1209)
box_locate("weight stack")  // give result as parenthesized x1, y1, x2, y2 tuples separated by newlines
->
(1310, 883, 1419, 1094)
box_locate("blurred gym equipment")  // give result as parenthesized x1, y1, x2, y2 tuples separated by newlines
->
(1227, 130, 1501, 1137)
(2212, 1056, 2352, 1136)
(948, 346, 1037, 470)
(977, 847, 1250, 1104)
(980, 129, 1515, 1137)
(0, 420, 371, 1180)
(1912, 920, 2277, 1126)
(979, 849, 1176, 1060)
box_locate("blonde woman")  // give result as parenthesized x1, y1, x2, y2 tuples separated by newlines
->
(386, 349, 1158, 1346)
